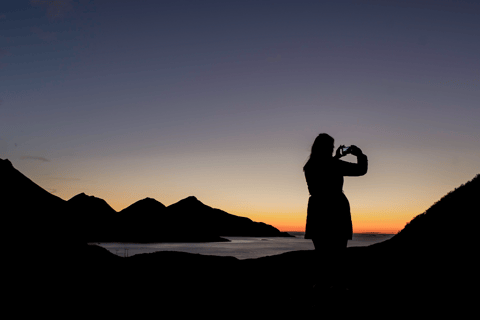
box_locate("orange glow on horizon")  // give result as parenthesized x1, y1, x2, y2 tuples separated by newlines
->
(275, 225, 399, 234)
(65, 184, 428, 237)
(106, 198, 409, 235)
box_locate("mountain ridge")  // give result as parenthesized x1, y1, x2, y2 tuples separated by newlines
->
(369, 173, 479, 253)
(1, 158, 292, 243)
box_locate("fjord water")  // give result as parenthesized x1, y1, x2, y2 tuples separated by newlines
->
(94, 232, 394, 259)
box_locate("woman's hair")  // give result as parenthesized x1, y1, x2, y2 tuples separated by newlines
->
(303, 133, 334, 171)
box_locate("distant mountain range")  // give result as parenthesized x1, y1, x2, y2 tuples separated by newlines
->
(1, 158, 292, 244)
(71, 192, 293, 242)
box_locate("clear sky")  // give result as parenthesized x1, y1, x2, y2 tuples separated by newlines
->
(1, 0, 479, 233)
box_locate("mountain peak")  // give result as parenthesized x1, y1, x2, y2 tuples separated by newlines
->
(0, 158, 13, 167)
(141, 197, 158, 202)
(69, 192, 92, 201)
(166, 196, 207, 210)
(68, 192, 117, 213)
(181, 196, 204, 205)
(119, 197, 166, 214)
(136, 197, 167, 207)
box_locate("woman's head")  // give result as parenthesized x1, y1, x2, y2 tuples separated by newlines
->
(311, 133, 334, 157)
(304, 133, 334, 170)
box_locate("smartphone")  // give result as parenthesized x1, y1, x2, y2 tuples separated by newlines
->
(342, 146, 350, 154)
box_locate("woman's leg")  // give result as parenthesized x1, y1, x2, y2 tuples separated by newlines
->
(312, 237, 348, 289)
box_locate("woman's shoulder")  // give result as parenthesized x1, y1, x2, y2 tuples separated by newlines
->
(304, 158, 336, 171)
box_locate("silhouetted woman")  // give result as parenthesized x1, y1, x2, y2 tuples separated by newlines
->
(304, 133, 368, 294)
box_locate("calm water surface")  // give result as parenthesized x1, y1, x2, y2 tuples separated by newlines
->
(94, 232, 394, 260)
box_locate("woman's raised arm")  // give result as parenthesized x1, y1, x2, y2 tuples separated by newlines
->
(337, 145, 368, 176)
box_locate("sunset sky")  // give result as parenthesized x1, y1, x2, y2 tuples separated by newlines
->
(1, 1, 479, 233)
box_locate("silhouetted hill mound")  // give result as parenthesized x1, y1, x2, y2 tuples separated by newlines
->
(68, 193, 117, 242)
(115, 198, 166, 240)
(85, 194, 291, 242)
(69, 192, 117, 214)
(102, 196, 228, 243)
(118, 197, 166, 216)
(86, 243, 123, 263)
(166, 196, 293, 237)
(85, 243, 315, 317)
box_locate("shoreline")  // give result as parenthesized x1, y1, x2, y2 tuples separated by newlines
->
(91, 234, 395, 260)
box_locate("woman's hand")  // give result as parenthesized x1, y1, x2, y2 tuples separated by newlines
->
(349, 145, 364, 156)
(334, 145, 346, 159)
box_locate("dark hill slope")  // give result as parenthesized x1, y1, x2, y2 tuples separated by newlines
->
(346, 173, 479, 313)
(0, 158, 77, 247)
(391, 173, 479, 248)
(166, 196, 293, 237)
(1, 158, 81, 304)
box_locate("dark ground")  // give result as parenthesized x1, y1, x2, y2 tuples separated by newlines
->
(80, 241, 472, 318)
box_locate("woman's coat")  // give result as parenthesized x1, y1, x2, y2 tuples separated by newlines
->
(304, 153, 368, 240)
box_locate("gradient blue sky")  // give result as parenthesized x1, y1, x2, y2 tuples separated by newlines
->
(1, 0, 479, 232)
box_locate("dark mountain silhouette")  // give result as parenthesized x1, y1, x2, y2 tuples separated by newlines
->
(85, 173, 478, 317)
(89, 194, 292, 242)
(68, 195, 231, 243)
(69, 192, 117, 214)
(387, 173, 479, 250)
(68, 192, 117, 242)
(1, 158, 81, 305)
(165, 196, 293, 237)
(0, 158, 227, 244)
(119, 197, 167, 216)
(116, 197, 166, 240)
(112, 196, 229, 243)
(345, 173, 479, 315)
(0, 158, 78, 248)
(1, 158, 290, 243)
(361, 173, 479, 267)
